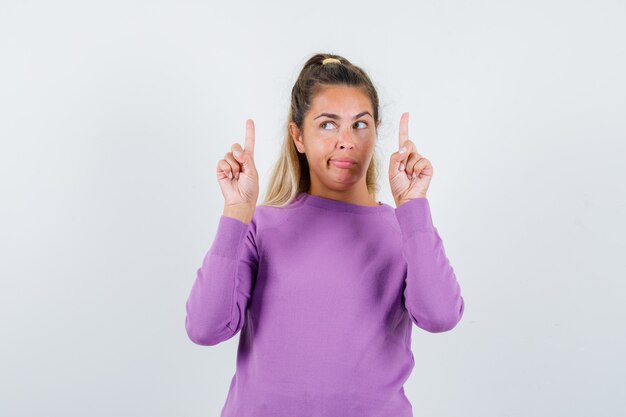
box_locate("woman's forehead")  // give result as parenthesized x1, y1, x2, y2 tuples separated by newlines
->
(309, 87, 373, 116)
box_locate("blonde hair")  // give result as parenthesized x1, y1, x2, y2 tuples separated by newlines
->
(261, 53, 383, 207)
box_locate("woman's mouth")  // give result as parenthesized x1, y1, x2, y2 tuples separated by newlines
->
(329, 159, 357, 169)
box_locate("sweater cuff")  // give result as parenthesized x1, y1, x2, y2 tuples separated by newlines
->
(394, 197, 435, 239)
(208, 215, 251, 259)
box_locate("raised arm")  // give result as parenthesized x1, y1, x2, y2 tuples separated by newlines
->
(185, 118, 260, 345)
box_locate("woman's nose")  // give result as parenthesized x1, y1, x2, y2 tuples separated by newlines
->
(338, 128, 356, 148)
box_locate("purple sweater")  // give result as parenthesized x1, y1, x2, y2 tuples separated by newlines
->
(185, 191, 465, 417)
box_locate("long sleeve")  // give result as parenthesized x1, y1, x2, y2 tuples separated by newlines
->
(185, 214, 259, 346)
(395, 197, 465, 333)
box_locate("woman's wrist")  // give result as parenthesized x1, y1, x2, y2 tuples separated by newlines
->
(223, 204, 255, 224)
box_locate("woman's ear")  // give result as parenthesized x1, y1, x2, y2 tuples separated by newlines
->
(289, 122, 305, 153)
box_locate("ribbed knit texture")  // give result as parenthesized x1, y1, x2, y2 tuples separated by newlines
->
(185, 192, 465, 417)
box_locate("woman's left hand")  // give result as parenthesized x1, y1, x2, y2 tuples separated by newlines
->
(389, 112, 433, 207)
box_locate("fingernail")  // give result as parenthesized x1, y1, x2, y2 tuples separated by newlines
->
(412, 172, 416, 178)
(233, 151, 241, 157)
(228, 172, 232, 179)
(399, 163, 405, 171)
(399, 147, 406, 154)
(235, 172, 239, 179)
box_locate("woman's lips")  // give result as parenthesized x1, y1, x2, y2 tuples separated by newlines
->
(330, 160, 356, 168)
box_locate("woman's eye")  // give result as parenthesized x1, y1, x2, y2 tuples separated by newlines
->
(320, 121, 368, 130)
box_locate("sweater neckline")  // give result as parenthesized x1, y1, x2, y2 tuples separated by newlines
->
(296, 191, 388, 214)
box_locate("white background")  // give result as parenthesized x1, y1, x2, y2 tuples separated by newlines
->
(1, 1, 625, 416)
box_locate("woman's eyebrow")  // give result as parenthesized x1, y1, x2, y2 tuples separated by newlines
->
(313, 111, 372, 120)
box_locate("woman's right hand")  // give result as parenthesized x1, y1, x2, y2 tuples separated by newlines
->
(216, 119, 259, 211)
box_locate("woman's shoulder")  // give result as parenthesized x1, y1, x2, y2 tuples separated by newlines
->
(250, 200, 302, 233)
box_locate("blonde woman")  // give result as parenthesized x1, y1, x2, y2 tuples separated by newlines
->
(185, 53, 465, 417)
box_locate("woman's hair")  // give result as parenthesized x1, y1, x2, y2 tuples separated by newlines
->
(261, 53, 383, 207)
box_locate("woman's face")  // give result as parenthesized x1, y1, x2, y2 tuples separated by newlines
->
(289, 85, 379, 193)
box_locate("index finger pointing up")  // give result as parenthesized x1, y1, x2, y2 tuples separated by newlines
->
(398, 112, 409, 149)
(245, 119, 255, 156)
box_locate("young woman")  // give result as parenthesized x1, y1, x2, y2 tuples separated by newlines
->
(185, 53, 465, 417)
